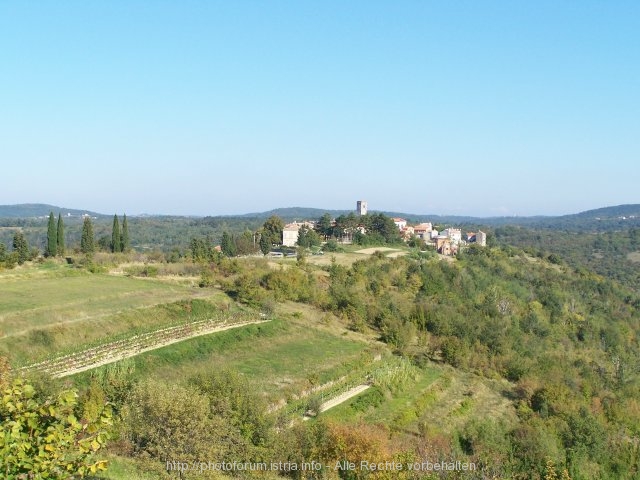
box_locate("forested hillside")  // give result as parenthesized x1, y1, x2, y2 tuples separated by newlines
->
(494, 227, 640, 292)
(184, 244, 640, 479)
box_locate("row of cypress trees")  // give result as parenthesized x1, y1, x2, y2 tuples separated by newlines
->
(110, 214, 130, 253)
(45, 212, 130, 257)
(45, 212, 65, 257)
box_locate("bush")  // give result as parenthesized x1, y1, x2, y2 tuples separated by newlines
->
(349, 386, 384, 412)
(124, 264, 158, 277)
(323, 239, 341, 252)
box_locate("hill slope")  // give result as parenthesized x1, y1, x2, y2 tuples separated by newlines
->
(0, 203, 105, 218)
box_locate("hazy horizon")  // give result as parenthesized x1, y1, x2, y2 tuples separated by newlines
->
(2, 2, 638, 216)
(3, 200, 639, 220)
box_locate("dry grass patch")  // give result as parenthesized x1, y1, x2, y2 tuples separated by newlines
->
(386, 251, 408, 258)
(627, 251, 640, 263)
(354, 247, 399, 255)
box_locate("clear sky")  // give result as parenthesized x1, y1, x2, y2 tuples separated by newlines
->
(1, 1, 638, 217)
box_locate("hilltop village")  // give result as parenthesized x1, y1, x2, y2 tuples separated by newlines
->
(281, 201, 486, 255)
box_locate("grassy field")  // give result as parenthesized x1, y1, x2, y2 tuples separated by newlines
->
(324, 365, 517, 435)
(75, 318, 372, 403)
(0, 267, 208, 333)
(0, 263, 231, 365)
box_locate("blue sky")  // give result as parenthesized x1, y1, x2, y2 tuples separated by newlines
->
(1, 1, 638, 216)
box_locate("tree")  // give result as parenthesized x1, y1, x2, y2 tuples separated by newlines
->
(259, 233, 271, 255)
(111, 215, 121, 253)
(122, 380, 223, 469)
(12, 231, 30, 264)
(297, 225, 321, 248)
(367, 212, 401, 243)
(0, 377, 112, 478)
(0, 242, 6, 264)
(121, 214, 130, 252)
(334, 213, 358, 241)
(262, 215, 284, 246)
(234, 230, 257, 256)
(190, 238, 207, 262)
(46, 212, 57, 257)
(57, 213, 65, 256)
(81, 217, 95, 256)
(221, 231, 236, 257)
(317, 213, 333, 239)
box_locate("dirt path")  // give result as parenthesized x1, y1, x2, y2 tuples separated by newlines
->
(21, 318, 270, 378)
(303, 384, 370, 420)
(319, 384, 370, 412)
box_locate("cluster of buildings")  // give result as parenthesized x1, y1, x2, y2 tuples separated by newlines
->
(391, 218, 486, 255)
(281, 201, 487, 255)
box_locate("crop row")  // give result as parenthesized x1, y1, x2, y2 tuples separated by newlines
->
(21, 312, 266, 376)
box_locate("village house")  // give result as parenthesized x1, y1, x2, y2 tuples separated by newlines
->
(393, 218, 407, 230)
(413, 223, 433, 240)
(401, 225, 415, 241)
(441, 228, 462, 244)
(465, 230, 487, 246)
(282, 221, 315, 247)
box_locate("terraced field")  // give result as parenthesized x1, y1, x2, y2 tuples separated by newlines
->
(0, 268, 210, 337)
(20, 313, 268, 377)
(324, 365, 517, 434)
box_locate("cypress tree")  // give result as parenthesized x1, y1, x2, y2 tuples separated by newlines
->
(121, 214, 130, 253)
(80, 217, 95, 255)
(111, 214, 121, 253)
(259, 233, 271, 256)
(56, 214, 65, 256)
(46, 212, 57, 257)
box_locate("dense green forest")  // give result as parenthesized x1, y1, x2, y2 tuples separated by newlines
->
(494, 226, 640, 292)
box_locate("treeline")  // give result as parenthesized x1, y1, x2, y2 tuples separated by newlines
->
(187, 212, 404, 261)
(0, 211, 404, 260)
(316, 212, 402, 245)
(0, 212, 130, 269)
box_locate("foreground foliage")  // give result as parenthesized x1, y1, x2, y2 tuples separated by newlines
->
(0, 372, 112, 479)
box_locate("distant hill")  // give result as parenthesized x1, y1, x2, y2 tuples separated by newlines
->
(493, 204, 640, 231)
(3, 202, 638, 232)
(239, 207, 351, 220)
(571, 204, 640, 219)
(0, 204, 106, 218)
